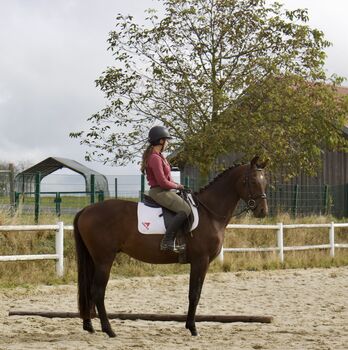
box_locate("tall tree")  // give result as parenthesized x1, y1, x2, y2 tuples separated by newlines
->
(71, 0, 348, 176)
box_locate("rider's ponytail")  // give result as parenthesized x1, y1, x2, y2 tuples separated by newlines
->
(141, 144, 153, 174)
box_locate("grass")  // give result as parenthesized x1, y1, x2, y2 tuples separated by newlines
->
(221, 213, 348, 271)
(0, 195, 139, 221)
(0, 210, 348, 288)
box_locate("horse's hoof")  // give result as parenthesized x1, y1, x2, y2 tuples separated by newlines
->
(83, 320, 95, 333)
(107, 330, 116, 338)
(103, 328, 116, 338)
(186, 324, 198, 336)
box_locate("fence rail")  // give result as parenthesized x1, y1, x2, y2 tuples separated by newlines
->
(220, 222, 348, 263)
(0, 222, 73, 276)
(1, 222, 348, 276)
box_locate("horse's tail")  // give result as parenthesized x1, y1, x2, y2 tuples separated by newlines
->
(73, 209, 96, 319)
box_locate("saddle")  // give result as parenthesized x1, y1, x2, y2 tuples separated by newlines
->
(143, 194, 187, 230)
(137, 191, 198, 235)
(139, 191, 198, 263)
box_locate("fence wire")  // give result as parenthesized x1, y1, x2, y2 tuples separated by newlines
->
(0, 174, 347, 218)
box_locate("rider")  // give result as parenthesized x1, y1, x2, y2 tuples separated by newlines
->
(141, 125, 191, 252)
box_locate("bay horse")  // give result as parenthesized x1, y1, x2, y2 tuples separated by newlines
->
(73, 156, 268, 337)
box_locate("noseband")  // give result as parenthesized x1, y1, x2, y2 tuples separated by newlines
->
(243, 168, 267, 211)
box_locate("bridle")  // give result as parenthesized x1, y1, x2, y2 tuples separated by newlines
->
(232, 168, 267, 217)
(242, 168, 267, 212)
(192, 167, 267, 219)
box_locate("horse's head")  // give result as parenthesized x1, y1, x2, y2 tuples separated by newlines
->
(236, 156, 268, 218)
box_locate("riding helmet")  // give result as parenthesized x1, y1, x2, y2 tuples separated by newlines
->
(148, 126, 172, 145)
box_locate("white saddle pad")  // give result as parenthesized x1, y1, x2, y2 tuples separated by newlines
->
(137, 193, 199, 234)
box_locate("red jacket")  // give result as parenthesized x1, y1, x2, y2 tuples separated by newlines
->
(146, 152, 180, 190)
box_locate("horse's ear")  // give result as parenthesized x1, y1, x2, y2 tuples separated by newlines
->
(250, 156, 260, 167)
(258, 159, 269, 169)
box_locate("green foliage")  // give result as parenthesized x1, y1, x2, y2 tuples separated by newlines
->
(71, 0, 348, 176)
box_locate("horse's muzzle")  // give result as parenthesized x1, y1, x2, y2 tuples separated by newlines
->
(254, 201, 268, 218)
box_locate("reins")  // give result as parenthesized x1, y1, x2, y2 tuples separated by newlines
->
(185, 166, 267, 220)
(194, 194, 229, 220)
(179, 189, 228, 220)
(192, 193, 259, 220)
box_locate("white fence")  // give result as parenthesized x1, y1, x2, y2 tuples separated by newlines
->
(0, 222, 73, 277)
(219, 222, 348, 263)
(1, 222, 348, 276)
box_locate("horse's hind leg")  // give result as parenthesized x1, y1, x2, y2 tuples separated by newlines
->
(83, 319, 95, 333)
(91, 260, 116, 337)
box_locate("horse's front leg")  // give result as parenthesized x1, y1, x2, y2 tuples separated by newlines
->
(185, 257, 209, 336)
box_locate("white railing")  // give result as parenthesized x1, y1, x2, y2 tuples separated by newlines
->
(0, 222, 73, 277)
(2, 222, 348, 274)
(218, 222, 348, 263)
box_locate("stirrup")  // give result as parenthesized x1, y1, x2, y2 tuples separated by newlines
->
(173, 241, 186, 253)
(160, 240, 185, 253)
(160, 239, 175, 251)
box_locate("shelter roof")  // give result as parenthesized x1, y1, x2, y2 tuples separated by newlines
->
(19, 157, 104, 178)
(15, 157, 109, 195)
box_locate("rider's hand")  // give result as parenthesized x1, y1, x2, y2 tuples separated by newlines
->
(176, 184, 184, 190)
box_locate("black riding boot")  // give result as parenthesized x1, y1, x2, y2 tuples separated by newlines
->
(160, 211, 187, 252)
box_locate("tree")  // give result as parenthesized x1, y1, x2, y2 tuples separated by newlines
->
(70, 0, 348, 176)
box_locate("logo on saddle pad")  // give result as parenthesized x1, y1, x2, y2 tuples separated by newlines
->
(137, 195, 199, 235)
(142, 222, 151, 230)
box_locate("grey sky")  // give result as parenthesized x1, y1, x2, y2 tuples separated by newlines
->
(0, 0, 347, 175)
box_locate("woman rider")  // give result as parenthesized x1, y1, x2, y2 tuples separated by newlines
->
(141, 125, 191, 252)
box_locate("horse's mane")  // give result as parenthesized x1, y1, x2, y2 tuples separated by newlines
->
(195, 164, 242, 194)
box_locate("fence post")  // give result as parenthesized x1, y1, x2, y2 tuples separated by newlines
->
(277, 222, 284, 263)
(56, 222, 64, 277)
(329, 221, 335, 258)
(140, 174, 145, 201)
(218, 245, 224, 264)
(34, 172, 41, 223)
(114, 178, 118, 198)
(324, 185, 329, 215)
(90, 174, 95, 204)
(14, 192, 20, 209)
(98, 191, 104, 202)
(9, 163, 15, 215)
(54, 192, 61, 217)
(292, 184, 299, 216)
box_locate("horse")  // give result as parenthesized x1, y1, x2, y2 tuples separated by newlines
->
(73, 155, 268, 337)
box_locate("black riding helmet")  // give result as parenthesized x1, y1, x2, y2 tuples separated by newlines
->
(148, 126, 172, 145)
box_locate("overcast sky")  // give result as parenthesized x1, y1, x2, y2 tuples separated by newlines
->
(0, 0, 347, 175)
